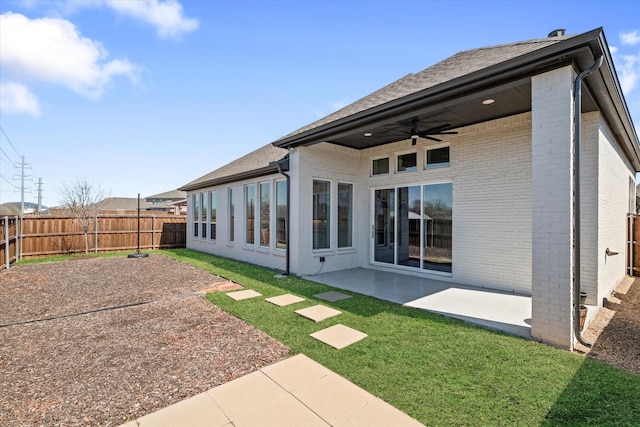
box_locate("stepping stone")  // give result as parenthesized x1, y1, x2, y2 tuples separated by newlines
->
(310, 324, 368, 349)
(226, 289, 262, 301)
(265, 294, 305, 307)
(314, 291, 352, 302)
(295, 305, 341, 322)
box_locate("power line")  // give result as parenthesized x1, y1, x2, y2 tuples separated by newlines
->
(0, 126, 22, 158)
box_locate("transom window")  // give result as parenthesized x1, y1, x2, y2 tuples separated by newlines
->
(426, 146, 450, 168)
(372, 157, 389, 175)
(397, 153, 417, 172)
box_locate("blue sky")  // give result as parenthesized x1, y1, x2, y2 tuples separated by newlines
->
(1, 0, 639, 205)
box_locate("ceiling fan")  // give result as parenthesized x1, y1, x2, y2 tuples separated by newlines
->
(409, 119, 458, 145)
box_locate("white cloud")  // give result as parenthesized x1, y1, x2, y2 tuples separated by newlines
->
(0, 82, 41, 116)
(104, 0, 198, 39)
(621, 30, 640, 46)
(618, 53, 640, 94)
(0, 12, 140, 99)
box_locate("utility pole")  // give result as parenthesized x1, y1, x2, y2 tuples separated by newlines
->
(37, 177, 43, 213)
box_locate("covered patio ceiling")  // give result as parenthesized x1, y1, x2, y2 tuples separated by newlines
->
(323, 77, 598, 150)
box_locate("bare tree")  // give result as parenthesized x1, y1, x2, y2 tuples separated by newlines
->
(59, 179, 105, 255)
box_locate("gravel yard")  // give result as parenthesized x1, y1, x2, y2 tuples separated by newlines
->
(0, 255, 289, 426)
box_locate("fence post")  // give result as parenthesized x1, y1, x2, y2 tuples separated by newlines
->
(15, 216, 19, 261)
(152, 215, 156, 250)
(94, 214, 99, 254)
(4, 216, 8, 269)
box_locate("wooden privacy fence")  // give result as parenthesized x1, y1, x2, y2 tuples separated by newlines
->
(0, 216, 19, 269)
(1, 214, 186, 269)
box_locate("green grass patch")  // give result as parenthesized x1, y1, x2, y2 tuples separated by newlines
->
(165, 250, 640, 424)
(15, 250, 144, 265)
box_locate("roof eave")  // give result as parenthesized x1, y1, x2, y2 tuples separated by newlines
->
(179, 164, 280, 192)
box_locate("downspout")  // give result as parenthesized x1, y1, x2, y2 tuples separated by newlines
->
(277, 157, 291, 275)
(573, 54, 603, 348)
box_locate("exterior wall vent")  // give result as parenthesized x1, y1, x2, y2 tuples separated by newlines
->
(548, 29, 566, 37)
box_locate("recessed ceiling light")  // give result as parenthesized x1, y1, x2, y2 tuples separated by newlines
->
(364, 132, 373, 137)
(482, 99, 495, 105)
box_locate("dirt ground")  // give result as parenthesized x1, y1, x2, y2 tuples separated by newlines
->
(580, 277, 640, 375)
(0, 255, 289, 427)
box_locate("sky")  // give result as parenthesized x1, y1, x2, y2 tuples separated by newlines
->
(0, 0, 639, 206)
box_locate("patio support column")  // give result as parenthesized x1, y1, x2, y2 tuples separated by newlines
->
(531, 65, 576, 350)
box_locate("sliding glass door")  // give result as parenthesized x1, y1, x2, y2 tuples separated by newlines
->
(372, 183, 452, 273)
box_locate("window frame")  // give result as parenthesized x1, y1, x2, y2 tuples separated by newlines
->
(372, 157, 390, 176)
(209, 190, 217, 241)
(312, 179, 331, 251)
(275, 179, 288, 250)
(245, 184, 256, 245)
(259, 182, 270, 247)
(228, 188, 235, 243)
(397, 152, 418, 173)
(337, 182, 354, 249)
(426, 146, 450, 169)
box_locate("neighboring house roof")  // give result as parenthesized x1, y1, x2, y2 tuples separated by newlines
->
(179, 143, 288, 191)
(146, 189, 186, 200)
(95, 197, 144, 211)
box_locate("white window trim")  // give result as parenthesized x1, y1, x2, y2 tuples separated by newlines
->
(395, 150, 419, 173)
(425, 145, 451, 170)
(371, 156, 390, 176)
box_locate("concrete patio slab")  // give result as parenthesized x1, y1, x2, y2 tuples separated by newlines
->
(314, 291, 353, 302)
(136, 391, 229, 427)
(266, 293, 306, 307)
(120, 354, 424, 427)
(233, 392, 328, 427)
(226, 289, 262, 301)
(207, 370, 286, 420)
(293, 370, 375, 424)
(295, 304, 341, 322)
(334, 398, 424, 427)
(308, 268, 532, 338)
(310, 324, 368, 349)
(262, 353, 331, 392)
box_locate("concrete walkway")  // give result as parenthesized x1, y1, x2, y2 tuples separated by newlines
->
(120, 354, 423, 427)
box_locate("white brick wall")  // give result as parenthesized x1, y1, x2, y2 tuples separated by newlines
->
(290, 113, 533, 295)
(530, 66, 576, 349)
(597, 116, 635, 301)
(186, 174, 288, 272)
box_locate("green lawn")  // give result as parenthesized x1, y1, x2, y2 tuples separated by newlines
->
(162, 249, 640, 426)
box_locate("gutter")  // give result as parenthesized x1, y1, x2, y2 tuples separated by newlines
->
(276, 157, 291, 275)
(573, 54, 603, 348)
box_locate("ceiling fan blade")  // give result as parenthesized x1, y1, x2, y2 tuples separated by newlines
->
(432, 131, 458, 135)
(423, 136, 443, 142)
(420, 124, 452, 134)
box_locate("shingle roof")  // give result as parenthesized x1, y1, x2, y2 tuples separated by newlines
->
(179, 143, 288, 191)
(145, 189, 186, 200)
(275, 34, 575, 144)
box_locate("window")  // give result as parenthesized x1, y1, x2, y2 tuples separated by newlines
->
(245, 185, 255, 245)
(228, 188, 235, 242)
(338, 183, 353, 248)
(397, 153, 417, 172)
(192, 194, 199, 237)
(276, 180, 287, 249)
(426, 147, 450, 168)
(209, 191, 216, 240)
(372, 157, 389, 175)
(260, 182, 270, 247)
(313, 180, 330, 250)
(200, 192, 207, 239)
